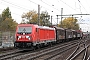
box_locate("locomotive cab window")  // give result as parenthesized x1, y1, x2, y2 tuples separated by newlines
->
(17, 26, 32, 34)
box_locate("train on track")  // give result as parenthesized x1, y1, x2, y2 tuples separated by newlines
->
(14, 24, 83, 49)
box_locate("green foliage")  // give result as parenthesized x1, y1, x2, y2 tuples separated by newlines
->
(21, 10, 51, 26)
(40, 11, 50, 26)
(21, 10, 38, 24)
(0, 7, 18, 31)
(59, 17, 79, 30)
(0, 15, 2, 22)
(2, 7, 12, 20)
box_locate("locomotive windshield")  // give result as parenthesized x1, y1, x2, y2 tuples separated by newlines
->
(17, 26, 32, 33)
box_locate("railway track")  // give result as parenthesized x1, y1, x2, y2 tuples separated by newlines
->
(0, 47, 14, 53)
(29, 43, 77, 60)
(0, 40, 80, 60)
(13, 40, 80, 60)
(0, 49, 25, 60)
(65, 39, 90, 60)
(66, 44, 90, 60)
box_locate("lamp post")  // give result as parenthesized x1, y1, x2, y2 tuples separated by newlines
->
(38, 5, 40, 25)
(51, 5, 54, 26)
(56, 15, 58, 26)
(61, 8, 63, 27)
(51, 16, 52, 25)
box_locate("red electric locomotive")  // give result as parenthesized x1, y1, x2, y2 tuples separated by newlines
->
(14, 24, 56, 49)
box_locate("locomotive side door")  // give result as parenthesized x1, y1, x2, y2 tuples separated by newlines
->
(36, 28, 40, 43)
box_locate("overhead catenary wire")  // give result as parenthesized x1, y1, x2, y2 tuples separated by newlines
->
(77, 0, 88, 13)
(28, 0, 59, 14)
(0, 0, 25, 17)
(58, 0, 80, 13)
(1, 0, 89, 26)
(28, 0, 52, 12)
(40, 0, 81, 24)
(28, 0, 38, 5)
(1, 0, 31, 11)
(28, 0, 58, 24)
(40, 0, 60, 12)
(1, 0, 56, 13)
(1, 0, 58, 24)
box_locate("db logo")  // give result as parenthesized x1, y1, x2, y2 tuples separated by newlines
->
(22, 36, 25, 38)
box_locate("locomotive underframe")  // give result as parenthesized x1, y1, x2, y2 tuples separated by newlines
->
(14, 42, 33, 49)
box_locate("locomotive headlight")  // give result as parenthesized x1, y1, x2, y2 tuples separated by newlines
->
(26, 36, 30, 40)
(18, 36, 21, 40)
(18, 36, 21, 38)
(26, 36, 29, 38)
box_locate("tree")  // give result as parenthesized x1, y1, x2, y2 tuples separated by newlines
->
(21, 10, 51, 26)
(0, 15, 2, 22)
(0, 15, 2, 29)
(21, 10, 38, 24)
(0, 18, 18, 31)
(2, 7, 12, 21)
(0, 7, 18, 31)
(40, 11, 50, 26)
(59, 17, 79, 30)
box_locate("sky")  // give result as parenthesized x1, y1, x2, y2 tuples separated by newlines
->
(0, 0, 90, 32)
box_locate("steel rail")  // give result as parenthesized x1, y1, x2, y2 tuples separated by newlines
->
(69, 44, 90, 60)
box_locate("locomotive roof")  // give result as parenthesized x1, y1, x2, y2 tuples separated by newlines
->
(17, 24, 55, 30)
(38, 26, 55, 30)
(17, 24, 38, 26)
